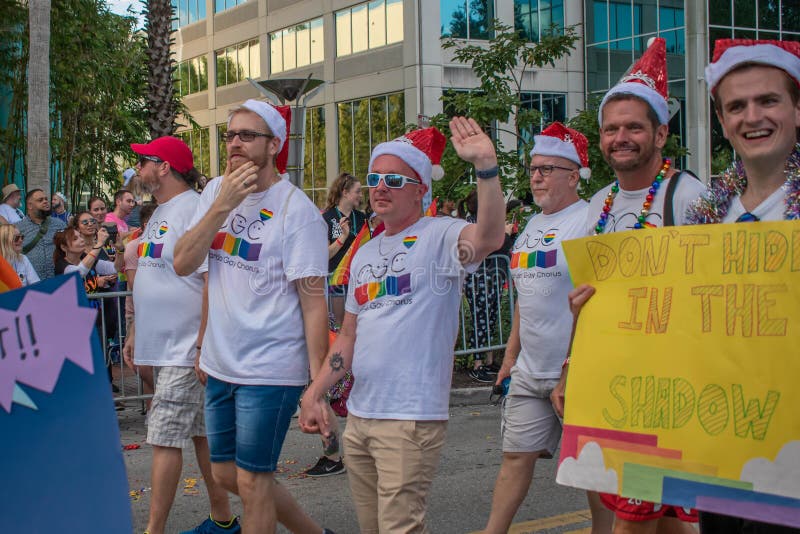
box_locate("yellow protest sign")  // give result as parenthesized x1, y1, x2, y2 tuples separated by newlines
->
(555, 221, 800, 527)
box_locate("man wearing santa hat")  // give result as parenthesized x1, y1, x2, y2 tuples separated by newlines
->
(174, 99, 332, 534)
(482, 123, 614, 533)
(299, 116, 505, 533)
(687, 39, 800, 534)
(552, 38, 706, 534)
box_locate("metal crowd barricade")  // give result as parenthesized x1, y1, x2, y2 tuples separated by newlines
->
(87, 290, 152, 410)
(455, 253, 515, 361)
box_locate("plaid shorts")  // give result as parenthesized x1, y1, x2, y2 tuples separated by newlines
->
(147, 366, 205, 448)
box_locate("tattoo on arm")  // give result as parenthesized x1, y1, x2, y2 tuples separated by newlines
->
(330, 352, 344, 372)
(323, 432, 340, 456)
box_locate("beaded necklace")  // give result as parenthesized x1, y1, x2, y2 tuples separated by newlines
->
(686, 145, 800, 224)
(594, 158, 672, 235)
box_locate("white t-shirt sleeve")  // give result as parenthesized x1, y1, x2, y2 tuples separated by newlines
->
(21, 256, 40, 285)
(189, 177, 220, 229)
(64, 263, 88, 277)
(95, 259, 117, 276)
(283, 196, 328, 281)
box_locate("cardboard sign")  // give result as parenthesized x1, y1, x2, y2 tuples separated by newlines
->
(0, 274, 132, 532)
(556, 221, 800, 528)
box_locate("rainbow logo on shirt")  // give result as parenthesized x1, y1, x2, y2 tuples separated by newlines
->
(138, 241, 164, 259)
(354, 273, 412, 305)
(402, 236, 417, 249)
(511, 250, 557, 269)
(158, 224, 168, 236)
(542, 232, 556, 245)
(259, 209, 273, 222)
(211, 232, 261, 261)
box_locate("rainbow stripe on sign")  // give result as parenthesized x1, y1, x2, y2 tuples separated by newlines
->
(354, 273, 412, 305)
(211, 232, 262, 261)
(138, 241, 164, 259)
(511, 249, 557, 269)
(403, 236, 417, 249)
(259, 209, 273, 221)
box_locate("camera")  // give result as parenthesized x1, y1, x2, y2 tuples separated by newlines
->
(102, 222, 118, 245)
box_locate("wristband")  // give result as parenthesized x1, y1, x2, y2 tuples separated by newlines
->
(475, 165, 499, 179)
(92, 246, 102, 251)
(562, 356, 570, 369)
(335, 238, 343, 246)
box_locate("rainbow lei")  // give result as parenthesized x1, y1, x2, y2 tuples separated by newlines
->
(686, 145, 800, 224)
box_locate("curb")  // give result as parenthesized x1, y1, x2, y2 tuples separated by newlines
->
(450, 386, 493, 406)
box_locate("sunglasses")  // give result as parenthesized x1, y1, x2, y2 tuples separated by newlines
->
(366, 173, 423, 189)
(223, 130, 273, 143)
(13, 234, 22, 243)
(138, 155, 163, 165)
(735, 212, 760, 223)
(79, 218, 97, 226)
(529, 165, 576, 177)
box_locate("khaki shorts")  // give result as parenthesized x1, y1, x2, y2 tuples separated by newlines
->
(501, 366, 561, 456)
(147, 366, 205, 448)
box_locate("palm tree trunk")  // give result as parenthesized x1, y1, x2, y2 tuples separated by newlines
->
(146, 0, 178, 138)
(27, 0, 51, 195)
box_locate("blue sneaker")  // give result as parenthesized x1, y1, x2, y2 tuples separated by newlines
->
(179, 516, 241, 534)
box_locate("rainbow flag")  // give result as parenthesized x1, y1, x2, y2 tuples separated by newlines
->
(329, 222, 371, 286)
(0, 256, 22, 292)
(424, 197, 438, 217)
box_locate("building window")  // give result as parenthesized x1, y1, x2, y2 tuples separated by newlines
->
(514, 0, 564, 42)
(303, 107, 327, 208)
(171, 0, 206, 29)
(519, 92, 566, 137)
(215, 0, 249, 14)
(338, 92, 405, 179)
(175, 55, 208, 97)
(216, 39, 260, 88)
(336, 0, 403, 57)
(270, 18, 324, 74)
(216, 124, 228, 177)
(176, 127, 211, 177)
(440, 0, 494, 40)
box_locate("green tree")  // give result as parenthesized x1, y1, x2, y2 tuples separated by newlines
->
(144, 0, 179, 137)
(429, 20, 579, 202)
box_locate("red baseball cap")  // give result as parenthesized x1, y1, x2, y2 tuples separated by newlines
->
(130, 136, 194, 174)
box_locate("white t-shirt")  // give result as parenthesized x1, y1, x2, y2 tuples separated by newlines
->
(0, 204, 23, 223)
(512, 200, 588, 378)
(584, 171, 706, 234)
(133, 190, 207, 367)
(345, 216, 473, 421)
(722, 186, 785, 223)
(10, 255, 40, 286)
(192, 177, 328, 385)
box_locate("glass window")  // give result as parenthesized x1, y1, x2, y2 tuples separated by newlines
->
(337, 92, 405, 177)
(708, 0, 731, 26)
(441, 0, 493, 40)
(216, 124, 228, 177)
(214, 0, 248, 14)
(303, 107, 327, 208)
(336, 0, 403, 57)
(733, 0, 756, 28)
(514, 0, 564, 41)
(215, 40, 259, 88)
(270, 18, 324, 74)
(172, 0, 208, 28)
(517, 92, 567, 151)
(177, 128, 210, 176)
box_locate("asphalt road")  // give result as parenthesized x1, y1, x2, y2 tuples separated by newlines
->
(120, 399, 592, 534)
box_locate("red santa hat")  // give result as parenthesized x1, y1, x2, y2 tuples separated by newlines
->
(705, 39, 800, 96)
(599, 37, 669, 125)
(368, 127, 446, 188)
(231, 99, 292, 177)
(530, 122, 591, 180)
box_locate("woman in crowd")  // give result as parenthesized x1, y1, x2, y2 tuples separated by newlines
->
(0, 224, 39, 286)
(87, 196, 108, 224)
(72, 210, 120, 263)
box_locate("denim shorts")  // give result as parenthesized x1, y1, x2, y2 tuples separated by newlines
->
(204, 375, 303, 472)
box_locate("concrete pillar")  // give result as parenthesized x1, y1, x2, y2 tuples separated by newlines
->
(685, 0, 710, 181)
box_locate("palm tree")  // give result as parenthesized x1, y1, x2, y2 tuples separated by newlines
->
(144, 0, 178, 138)
(27, 0, 51, 195)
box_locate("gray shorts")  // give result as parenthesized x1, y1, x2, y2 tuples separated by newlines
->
(147, 366, 205, 448)
(501, 366, 561, 457)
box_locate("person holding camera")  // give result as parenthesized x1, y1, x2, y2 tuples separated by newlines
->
(72, 210, 124, 265)
(15, 188, 67, 280)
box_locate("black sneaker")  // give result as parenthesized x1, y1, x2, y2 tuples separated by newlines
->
(469, 366, 493, 383)
(304, 457, 346, 477)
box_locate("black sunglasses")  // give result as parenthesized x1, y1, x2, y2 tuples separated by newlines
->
(138, 155, 163, 165)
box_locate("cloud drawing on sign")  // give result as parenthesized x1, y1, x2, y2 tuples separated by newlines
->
(0, 277, 97, 412)
(740, 440, 800, 499)
(557, 441, 619, 493)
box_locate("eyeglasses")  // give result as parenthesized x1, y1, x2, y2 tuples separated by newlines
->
(138, 155, 163, 165)
(12, 235, 22, 243)
(223, 130, 273, 143)
(529, 165, 576, 177)
(79, 218, 97, 226)
(735, 212, 760, 223)
(366, 173, 423, 189)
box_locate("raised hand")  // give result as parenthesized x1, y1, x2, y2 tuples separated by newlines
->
(449, 116, 497, 170)
(214, 160, 260, 213)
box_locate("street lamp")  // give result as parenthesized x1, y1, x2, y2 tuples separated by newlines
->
(247, 75, 324, 189)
